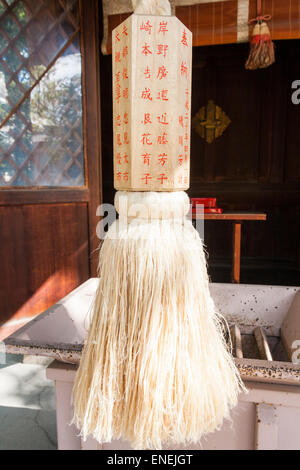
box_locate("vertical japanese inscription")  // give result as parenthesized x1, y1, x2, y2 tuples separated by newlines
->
(113, 22, 131, 189)
(113, 16, 192, 191)
(177, 28, 191, 188)
(137, 18, 171, 188)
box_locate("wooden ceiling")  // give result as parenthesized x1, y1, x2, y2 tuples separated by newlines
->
(101, 0, 300, 54)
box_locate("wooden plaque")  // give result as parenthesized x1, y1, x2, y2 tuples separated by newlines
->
(112, 14, 192, 191)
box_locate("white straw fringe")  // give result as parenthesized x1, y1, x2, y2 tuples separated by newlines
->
(72, 191, 245, 450)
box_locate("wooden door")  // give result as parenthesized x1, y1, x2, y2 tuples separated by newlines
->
(0, 0, 102, 338)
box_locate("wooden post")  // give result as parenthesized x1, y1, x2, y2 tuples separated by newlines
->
(254, 327, 273, 361)
(232, 222, 242, 283)
(230, 324, 243, 358)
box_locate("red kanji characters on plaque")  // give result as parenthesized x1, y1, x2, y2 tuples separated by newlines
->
(142, 113, 152, 125)
(185, 88, 190, 110)
(158, 132, 168, 145)
(157, 113, 169, 125)
(142, 43, 152, 56)
(158, 153, 168, 166)
(116, 153, 122, 165)
(144, 66, 151, 79)
(157, 66, 168, 80)
(142, 173, 152, 185)
(141, 133, 152, 145)
(181, 30, 188, 47)
(116, 84, 121, 104)
(116, 153, 129, 165)
(157, 44, 168, 58)
(140, 21, 152, 35)
(142, 153, 151, 165)
(114, 19, 191, 189)
(157, 89, 168, 101)
(141, 87, 153, 101)
(180, 62, 188, 78)
(124, 132, 130, 145)
(158, 21, 168, 35)
(158, 174, 168, 185)
(185, 114, 189, 129)
(117, 134, 122, 146)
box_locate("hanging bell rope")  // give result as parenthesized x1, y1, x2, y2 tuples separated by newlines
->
(245, 0, 275, 70)
(72, 0, 245, 450)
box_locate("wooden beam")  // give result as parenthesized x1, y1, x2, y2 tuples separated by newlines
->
(80, 0, 103, 277)
(230, 324, 243, 359)
(254, 327, 273, 361)
(0, 188, 89, 206)
(232, 222, 242, 284)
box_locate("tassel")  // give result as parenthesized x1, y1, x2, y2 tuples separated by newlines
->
(72, 191, 245, 450)
(245, 21, 275, 70)
(245, 0, 274, 70)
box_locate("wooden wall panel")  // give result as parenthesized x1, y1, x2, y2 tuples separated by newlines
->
(0, 203, 90, 324)
(285, 58, 300, 184)
(191, 44, 263, 184)
(249, 0, 300, 41)
(81, 0, 103, 276)
(177, 1, 238, 46)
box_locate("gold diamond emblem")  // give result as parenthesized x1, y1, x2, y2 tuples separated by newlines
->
(192, 100, 231, 144)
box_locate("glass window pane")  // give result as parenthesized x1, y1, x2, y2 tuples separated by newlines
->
(0, 0, 85, 187)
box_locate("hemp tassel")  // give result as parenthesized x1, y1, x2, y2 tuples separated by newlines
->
(245, 0, 275, 70)
(245, 22, 275, 70)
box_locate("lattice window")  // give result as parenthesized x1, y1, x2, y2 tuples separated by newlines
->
(0, 0, 84, 186)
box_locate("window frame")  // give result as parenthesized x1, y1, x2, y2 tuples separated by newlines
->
(0, 0, 102, 276)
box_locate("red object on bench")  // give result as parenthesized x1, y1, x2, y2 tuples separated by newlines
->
(191, 198, 217, 208)
(204, 208, 223, 214)
(192, 208, 223, 215)
(191, 198, 223, 214)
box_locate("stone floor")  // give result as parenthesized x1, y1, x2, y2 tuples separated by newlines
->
(0, 354, 57, 450)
